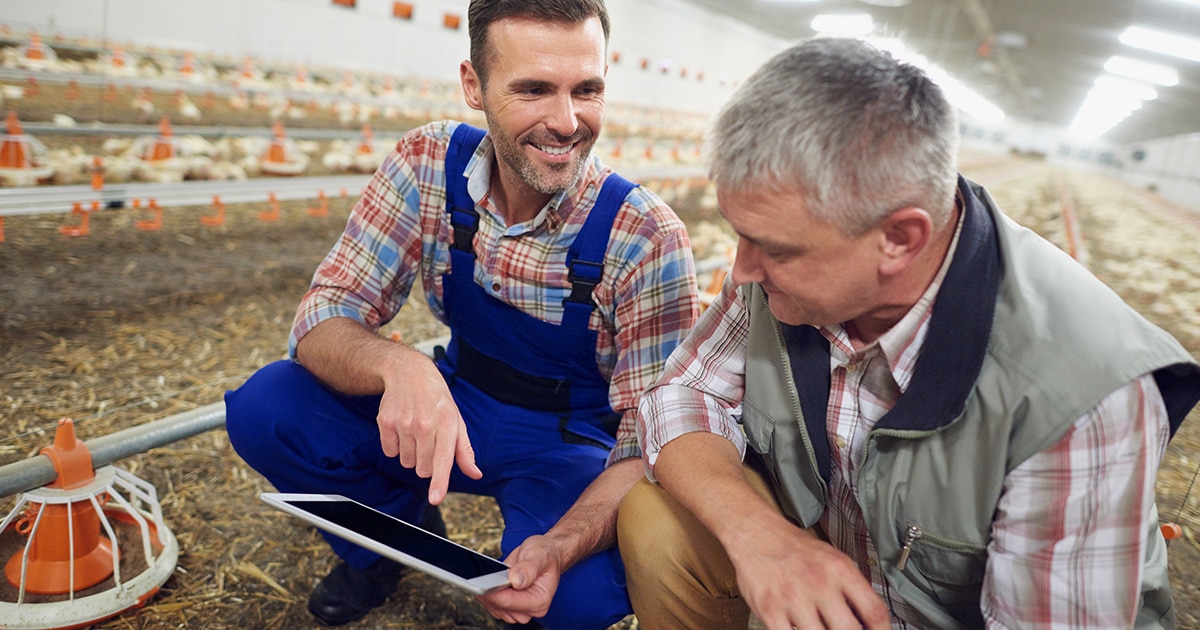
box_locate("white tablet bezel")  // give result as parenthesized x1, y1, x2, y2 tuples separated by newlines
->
(260, 492, 511, 595)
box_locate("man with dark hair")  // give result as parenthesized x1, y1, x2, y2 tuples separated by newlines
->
(619, 37, 1200, 629)
(225, 1, 698, 627)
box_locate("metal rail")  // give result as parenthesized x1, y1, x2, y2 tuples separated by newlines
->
(0, 174, 371, 216)
(21, 121, 386, 141)
(0, 402, 227, 499)
(0, 66, 454, 113)
(0, 167, 707, 218)
(0, 334, 467, 499)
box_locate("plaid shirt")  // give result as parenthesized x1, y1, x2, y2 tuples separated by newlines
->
(293, 120, 699, 464)
(639, 216, 1169, 627)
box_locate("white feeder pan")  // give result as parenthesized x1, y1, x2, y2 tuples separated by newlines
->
(0, 466, 179, 630)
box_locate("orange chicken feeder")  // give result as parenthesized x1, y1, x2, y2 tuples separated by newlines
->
(260, 121, 308, 176)
(0, 112, 54, 186)
(0, 419, 178, 629)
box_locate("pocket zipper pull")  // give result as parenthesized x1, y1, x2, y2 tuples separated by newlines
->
(896, 525, 922, 571)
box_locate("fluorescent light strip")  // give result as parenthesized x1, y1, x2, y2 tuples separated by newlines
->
(1103, 56, 1179, 87)
(1069, 82, 1153, 140)
(1093, 75, 1158, 101)
(1119, 25, 1200, 62)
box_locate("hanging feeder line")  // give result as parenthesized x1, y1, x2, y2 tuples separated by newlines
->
(0, 173, 372, 219)
(0, 402, 227, 500)
(0, 166, 703, 220)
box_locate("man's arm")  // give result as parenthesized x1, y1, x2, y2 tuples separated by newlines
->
(289, 125, 482, 505)
(981, 374, 1169, 628)
(654, 432, 890, 630)
(296, 317, 482, 505)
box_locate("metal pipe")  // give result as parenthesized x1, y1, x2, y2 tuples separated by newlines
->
(953, 0, 1031, 112)
(0, 166, 707, 218)
(21, 121, 381, 141)
(0, 401, 226, 499)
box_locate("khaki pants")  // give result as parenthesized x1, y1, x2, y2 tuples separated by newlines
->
(616, 465, 784, 630)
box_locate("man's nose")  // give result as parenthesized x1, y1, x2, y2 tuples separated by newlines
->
(730, 238, 764, 285)
(544, 93, 580, 138)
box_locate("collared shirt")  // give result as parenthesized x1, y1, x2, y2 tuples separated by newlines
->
(292, 120, 699, 465)
(639, 213, 1169, 627)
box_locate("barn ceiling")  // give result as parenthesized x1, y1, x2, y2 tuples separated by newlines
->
(680, 0, 1200, 145)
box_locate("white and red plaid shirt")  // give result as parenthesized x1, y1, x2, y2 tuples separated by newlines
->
(640, 217, 1169, 628)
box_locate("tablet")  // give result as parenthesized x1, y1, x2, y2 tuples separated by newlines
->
(260, 492, 511, 595)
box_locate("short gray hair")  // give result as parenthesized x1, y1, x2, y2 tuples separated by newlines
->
(709, 37, 959, 236)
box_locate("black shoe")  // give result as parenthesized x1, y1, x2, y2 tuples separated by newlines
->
(307, 506, 447, 626)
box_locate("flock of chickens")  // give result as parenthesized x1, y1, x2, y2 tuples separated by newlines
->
(0, 31, 711, 190)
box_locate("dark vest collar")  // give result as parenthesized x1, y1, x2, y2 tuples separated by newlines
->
(781, 175, 1001, 474)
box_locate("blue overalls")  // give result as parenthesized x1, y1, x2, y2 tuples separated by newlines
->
(225, 123, 634, 629)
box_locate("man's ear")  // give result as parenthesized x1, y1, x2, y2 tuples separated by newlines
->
(460, 60, 483, 111)
(878, 207, 933, 276)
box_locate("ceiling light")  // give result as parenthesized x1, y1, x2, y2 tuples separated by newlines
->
(1093, 76, 1159, 101)
(858, 0, 912, 6)
(1069, 89, 1141, 140)
(811, 13, 875, 36)
(1103, 56, 1180, 86)
(1069, 70, 1161, 140)
(1119, 25, 1200, 62)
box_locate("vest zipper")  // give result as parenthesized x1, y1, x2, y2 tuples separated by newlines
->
(764, 290, 827, 498)
(896, 525, 923, 571)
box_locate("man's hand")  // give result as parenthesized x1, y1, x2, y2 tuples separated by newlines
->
(655, 433, 889, 630)
(726, 513, 890, 630)
(295, 318, 483, 505)
(476, 535, 563, 625)
(377, 350, 483, 505)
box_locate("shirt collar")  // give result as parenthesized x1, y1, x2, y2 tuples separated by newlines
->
(465, 134, 602, 235)
(822, 193, 967, 394)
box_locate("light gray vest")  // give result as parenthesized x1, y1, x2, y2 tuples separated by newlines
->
(742, 177, 1200, 629)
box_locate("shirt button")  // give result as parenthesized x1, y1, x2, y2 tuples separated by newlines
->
(835, 436, 847, 449)
(867, 557, 878, 567)
(846, 363, 857, 372)
(491, 281, 502, 293)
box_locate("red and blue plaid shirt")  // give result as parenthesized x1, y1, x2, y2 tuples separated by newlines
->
(292, 121, 700, 464)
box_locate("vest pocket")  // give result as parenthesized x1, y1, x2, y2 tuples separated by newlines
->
(896, 525, 987, 627)
(742, 403, 775, 456)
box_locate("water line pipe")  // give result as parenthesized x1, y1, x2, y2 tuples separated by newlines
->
(0, 401, 225, 499)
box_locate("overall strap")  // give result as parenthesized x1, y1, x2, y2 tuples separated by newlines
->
(562, 173, 638, 329)
(444, 123, 488, 253)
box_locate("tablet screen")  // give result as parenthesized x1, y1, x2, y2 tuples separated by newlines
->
(286, 499, 507, 580)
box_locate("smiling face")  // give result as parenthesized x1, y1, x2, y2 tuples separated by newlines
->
(460, 16, 607, 214)
(721, 185, 887, 330)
